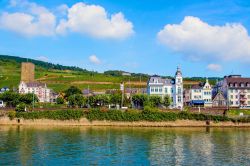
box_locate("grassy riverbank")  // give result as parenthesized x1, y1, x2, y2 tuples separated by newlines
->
(6, 108, 250, 123)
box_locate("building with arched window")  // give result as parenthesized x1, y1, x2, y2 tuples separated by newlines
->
(147, 67, 183, 109)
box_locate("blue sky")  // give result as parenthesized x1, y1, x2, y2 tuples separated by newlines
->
(0, 0, 250, 77)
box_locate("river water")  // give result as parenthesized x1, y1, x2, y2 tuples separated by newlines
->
(0, 126, 249, 166)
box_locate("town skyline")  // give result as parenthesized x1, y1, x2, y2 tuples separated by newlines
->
(1, 0, 250, 77)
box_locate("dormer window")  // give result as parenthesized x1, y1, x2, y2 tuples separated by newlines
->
(241, 83, 244, 87)
(234, 83, 238, 87)
(247, 83, 250, 87)
(230, 83, 233, 87)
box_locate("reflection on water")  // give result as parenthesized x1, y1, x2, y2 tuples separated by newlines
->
(0, 126, 249, 165)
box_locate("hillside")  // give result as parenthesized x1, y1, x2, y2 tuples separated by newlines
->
(0, 55, 218, 92)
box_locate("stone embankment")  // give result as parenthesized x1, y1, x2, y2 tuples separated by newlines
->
(0, 117, 249, 127)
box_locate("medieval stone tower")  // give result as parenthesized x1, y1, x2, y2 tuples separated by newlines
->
(21, 62, 35, 83)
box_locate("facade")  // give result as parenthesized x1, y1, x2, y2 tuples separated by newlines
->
(212, 91, 227, 107)
(216, 75, 250, 108)
(147, 67, 183, 109)
(19, 81, 54, 102)
(18, 62, 57, 103)
(21, 62, 35, 83)
(185, 79, 212, 107)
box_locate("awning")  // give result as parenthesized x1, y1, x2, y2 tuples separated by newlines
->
(191, 100, 205, 105)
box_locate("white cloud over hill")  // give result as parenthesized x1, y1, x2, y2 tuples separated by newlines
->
(89, 55, 101, 64)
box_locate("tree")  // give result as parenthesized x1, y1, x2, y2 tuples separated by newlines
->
(147, 96, 162, 107)
(56, 97, 65, 104)
(163, 95, 171, 108)
(68, 94, 85, 108)
(64, 86, 82, 98)
(132, 94, 148, 108)
(19, 93, 38, 105)
(0, 91, 20, 107)
(110, 93, 122, 106)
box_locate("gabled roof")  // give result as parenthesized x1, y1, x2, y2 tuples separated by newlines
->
(224, 75, 250, 89)
(25, 82, 46, 88)
(148, 76, 173, 86)
(191, 82, 205, 89)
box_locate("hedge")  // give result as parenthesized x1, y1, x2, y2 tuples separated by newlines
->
(8, 108, 248, 123)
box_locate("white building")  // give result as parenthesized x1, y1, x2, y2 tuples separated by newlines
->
(19, 81, 57, 102)
(216, 75, 250, 108)
(147, 67, 183, 109)
(184, 79, 212, 107)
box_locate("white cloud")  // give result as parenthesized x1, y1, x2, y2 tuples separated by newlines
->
(207, 64, 222, 72)
(0, 0, 56, 37)
(89, 55, 101, 64)
(56, 2, 134, 39)
(157, 16, 250, 62)
(37, 56, 49, 62)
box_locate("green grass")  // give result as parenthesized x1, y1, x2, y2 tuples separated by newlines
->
(228, 109, 250, 116)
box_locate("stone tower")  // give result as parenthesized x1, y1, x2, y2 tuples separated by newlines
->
(21, 62, 35, 83)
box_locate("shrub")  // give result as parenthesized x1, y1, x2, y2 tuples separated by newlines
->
(56, 97, 65, 104)
(8, 111, 16, 120)
(16, 110, 85, 120)
(15, 103, 26, 112)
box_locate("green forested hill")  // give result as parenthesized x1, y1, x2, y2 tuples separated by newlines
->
(0, 55, 148, 92)
(0, 55, 219, 92)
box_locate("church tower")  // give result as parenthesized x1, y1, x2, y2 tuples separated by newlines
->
(174, 66, 183, 109)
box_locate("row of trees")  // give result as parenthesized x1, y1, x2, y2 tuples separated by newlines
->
(58, 86, 171, 109)
(0, 91, 39, 111)
(0, 86, 171, 110)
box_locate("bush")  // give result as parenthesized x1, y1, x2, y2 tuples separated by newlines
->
(8, 111, 16, 120)
(16, 110, 85, 120)
(56, 97, 65, 104)
(12, 108, 233, 123)
(15, 103, 26, 112)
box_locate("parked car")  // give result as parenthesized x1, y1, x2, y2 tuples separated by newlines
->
(0, 100, 4, 107)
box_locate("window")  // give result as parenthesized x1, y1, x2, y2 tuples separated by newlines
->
(230, 101, 233, 105)
(241, 83, 244, 87)
(231, 95, 233, 99)
(178, 87, 181, 94)
(248, 101, 250, 105)
(159, 88, 162, 93)
(151, 87, 154, 92)
(235, 89, 238, 93)
(171, 88, 173, 93)
(178, 79, 181, 83)
(235, 95, 238, 99)
(230, 89, 233, 93)
(178, 96, 181, 102)
(248, 95, 250, 99)
(165, 88, 168, 93)
(236, 101, 239, 105)
(155, 88, 158, 92)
